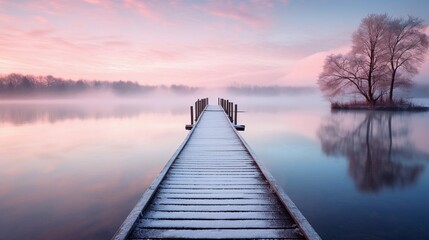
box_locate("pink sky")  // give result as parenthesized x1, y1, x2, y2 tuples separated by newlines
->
(0, 0, 428, 87)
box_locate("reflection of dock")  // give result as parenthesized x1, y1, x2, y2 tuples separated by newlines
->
(113, 100, 320, 240)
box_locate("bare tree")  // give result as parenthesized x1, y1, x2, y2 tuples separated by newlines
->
(319, 14, 390, 105)
(386, 16, 429, 103)
(351, 14, 390, 104)
(319, 53, 369, 102)
(318, 14, 428, 106)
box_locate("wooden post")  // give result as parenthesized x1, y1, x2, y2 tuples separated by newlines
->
(195, 100, 198, 120)
(226, 100, 229, 113)
(234, 104, 237, 125)
(229, 102, 233, 122)
(199, 99, 201, 119)
(190, 106, 194, 125)
(228, 102, 231, 120)
(198, 100, 200, 119)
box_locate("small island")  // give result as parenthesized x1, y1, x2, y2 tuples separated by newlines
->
(318, 14, 429, 111)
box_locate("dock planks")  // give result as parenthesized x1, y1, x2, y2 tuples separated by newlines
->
(113, 105, 320, 240)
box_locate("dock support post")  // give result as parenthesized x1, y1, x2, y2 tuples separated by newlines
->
(229, 102, 233, 122)
(234, 104, 237, 125)
(190, 106, 194, 125)
(229, 102, 234, 122)
(195, 100, 198, 121)
(198, 99, 201, 119)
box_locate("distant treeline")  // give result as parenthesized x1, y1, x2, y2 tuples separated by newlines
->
(0, 73, 198, 97)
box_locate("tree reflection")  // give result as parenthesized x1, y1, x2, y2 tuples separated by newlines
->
(318, 111, 427, 193)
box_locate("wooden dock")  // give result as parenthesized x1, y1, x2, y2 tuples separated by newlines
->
(113, 101, 320, 240)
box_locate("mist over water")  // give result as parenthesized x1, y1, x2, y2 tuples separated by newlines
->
(1, 93, 428, 240)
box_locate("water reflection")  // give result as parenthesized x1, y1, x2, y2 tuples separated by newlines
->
(318, 111, 428, 192)
(0, 102, 187, 240)
(0, 101, 190, 125)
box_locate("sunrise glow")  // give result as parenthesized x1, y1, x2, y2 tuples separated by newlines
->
(1, 0, 428, 87)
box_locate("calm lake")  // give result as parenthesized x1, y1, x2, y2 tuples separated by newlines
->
(1, 95, 428, 240)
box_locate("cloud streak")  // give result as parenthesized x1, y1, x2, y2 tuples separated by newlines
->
(202, 0, 287, 28)
(1, 0, 428, 88)
(206, 5, 264, 28)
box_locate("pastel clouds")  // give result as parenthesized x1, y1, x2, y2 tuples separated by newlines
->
(0, 0, 428, 87)
(0, 23, 321, 87)
(0, 0, 297, 87)
(123, 0, 160, 21)
(83, 0, 104, 4)
(204, 0, 272, 28)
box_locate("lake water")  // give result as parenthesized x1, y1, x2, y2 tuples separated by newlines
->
(1, 96, 428, 240)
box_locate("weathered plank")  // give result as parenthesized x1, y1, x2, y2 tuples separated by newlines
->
(156, 193, 274, 199)
(169, 170, 258, 173)
(143, 211, 288, 220)
(158, 188, 271, 193)
(129, 228, 303, 239)
(164, 177, 265, 181)
(157, 188, 271, 194)
(148, 204, 286, 212)
(162, 183, 267, 187)
(172, 164, 255, 167)
(137, 219, 294, 229)
(167, 172, 261, 176)
(159, 185, 268, 189)
(170, 167, 258, 170)
(162, 180, 268, 185)
(152, 199, 280, 205)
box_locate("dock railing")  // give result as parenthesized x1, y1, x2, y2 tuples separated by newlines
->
(218, 97, 245, 131)
(186, 98, 208, 130)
